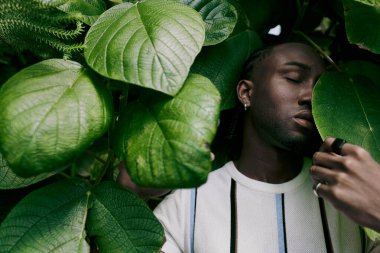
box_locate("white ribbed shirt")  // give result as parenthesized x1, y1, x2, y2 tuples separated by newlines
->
(154, 159, 370, 253)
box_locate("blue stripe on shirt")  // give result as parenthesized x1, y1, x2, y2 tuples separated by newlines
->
(276, 193, 287, 253)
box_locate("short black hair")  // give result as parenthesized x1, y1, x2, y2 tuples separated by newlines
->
(239, 45, 275, 81)
(240, 34, 287, 80)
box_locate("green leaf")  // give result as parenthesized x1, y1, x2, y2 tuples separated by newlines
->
(0, 180, 91, 253)
(0, 152, 56, 189)
(364, 227, 380, 242)
(191, 30, 262, 110)
(180, 0, 238, 46)
(343, 0, 380, 53)
(341, 60, 380, 85)
(84, 0, 205, 96)
(114, 74, 221, 187)
(36, 0, 107, 25)
(87, 181, 164, 253)
(73, 140, 109, 181)
(223, 1, 249, 35)
(313, 61, 380, 163)
(0, 59, 113, 177)
(74, 138, 120, 182)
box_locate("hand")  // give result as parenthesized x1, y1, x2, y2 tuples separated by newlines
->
(117, 161, 170, 198)
(311, 137, 380, 232)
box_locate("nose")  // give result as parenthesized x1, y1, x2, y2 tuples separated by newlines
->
(298, 82, 313, 108)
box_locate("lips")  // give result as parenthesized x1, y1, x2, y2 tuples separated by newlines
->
(293, 110, 314, 129)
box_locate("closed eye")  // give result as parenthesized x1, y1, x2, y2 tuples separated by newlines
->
(285, 77, 302, 83)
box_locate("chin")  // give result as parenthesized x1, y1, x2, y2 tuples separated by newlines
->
(280, 135, 313, 155)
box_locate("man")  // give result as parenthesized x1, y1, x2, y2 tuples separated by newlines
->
(152, 42, 380, 252)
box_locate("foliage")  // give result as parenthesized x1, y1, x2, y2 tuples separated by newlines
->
(0, 0, 87, 59)
(0, 180, 163, 252)
(342, 0, 380, 53)
(114, 73, 220, 187)
(0, 59, 113, 177)
(0, 0, 380, 251)
(313, 61, 380, 163)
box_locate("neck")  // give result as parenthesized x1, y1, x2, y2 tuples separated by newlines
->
(234, 118, 304, 184)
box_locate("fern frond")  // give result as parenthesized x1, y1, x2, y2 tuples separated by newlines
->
(35, 36, 85, 59)
(0, 0, 86, 59)
(35, 0, 69, 8)
(0, 18, 84, 39)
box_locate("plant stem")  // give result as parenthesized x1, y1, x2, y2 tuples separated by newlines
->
(94, 149, 115, 186)
(59, 172, 71, 179)
(85, 150, 107, 164)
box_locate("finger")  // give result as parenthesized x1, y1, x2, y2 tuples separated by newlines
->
(320, 137, 357, 156)
(310, 165, 338, 185)
(319, 137, 334, 152)
(313, 182, 330, 199)
(312, 151, 344, 171)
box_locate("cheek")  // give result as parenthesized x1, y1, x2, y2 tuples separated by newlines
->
(256, 89, 292, 113)
(271, 86, 300, 113)
(255, 97, 294, 129)
(251, 97, 284, 124)
(251, 81, 297, 115)
(274, 84, 298, 100)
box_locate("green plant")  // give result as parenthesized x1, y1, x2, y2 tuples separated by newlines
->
(0, 0, 379, 251)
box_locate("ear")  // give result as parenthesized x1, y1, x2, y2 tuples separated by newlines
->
(236, 79, 254, 107)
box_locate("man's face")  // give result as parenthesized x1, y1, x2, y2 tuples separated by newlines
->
(249, 43, 325, 153)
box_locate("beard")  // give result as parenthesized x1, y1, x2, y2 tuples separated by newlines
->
(261, 121, 320, 156)
(248, 108, 322, 156)
(280, 136, 313, 155)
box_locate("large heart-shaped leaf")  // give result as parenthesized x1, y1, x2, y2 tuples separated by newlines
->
(191, 30, 262, 110)
(180, 0, 238, 46)
(84, 0, 205, 96)
(0, 152, 56, 189)
(36, 0, 106, 25)
(87, 181, 164, 253)
(114, 74, 220, 187)
(0, 59, 113, 177)
(341, 60, 380, 85)
(313, 61, 380, 163)
(343, 0, 380, 53)
(0, 180, 90, 252)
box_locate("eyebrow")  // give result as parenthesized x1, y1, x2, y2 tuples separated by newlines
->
(284, 61, 311, 70)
